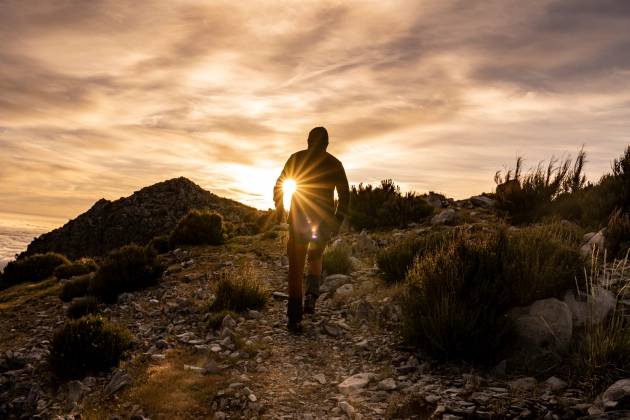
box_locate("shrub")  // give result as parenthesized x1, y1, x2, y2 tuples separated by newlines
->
(147, 235, 172, 254)
(606, 209, 630, 259)
(323, 242, 353, 275)
(210, 265, 268, 313)
(348, 180, 433, 230)
(89, 245, 164, 303)
(54, 258, 98, 280)
(59, 274, 92, 302)
(377, 230, 452, 282)
(49, 315, 132, 379)
(169, 210, 224, 246)
(66, 296, 100, 319)
(1, 252, 70, 287)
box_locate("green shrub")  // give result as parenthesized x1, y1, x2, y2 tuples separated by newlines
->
(210, 266, 268, 313)
(377, 230, 452, 282)
(54, 258, 98, 280)
(348, 180, 433, 230)
(49, 315, 132, 379)
(323, 243, 353, 275)
(147, 235, 172, 254)
(606, 209, 630, 259)
(59, 274, 92, 302)
(66, 296, 100, 319)
(206, 309, 239, 330)
(1, 252, 70, 287)
(89, 245, 164, 303)
(169, 210, 224, 246)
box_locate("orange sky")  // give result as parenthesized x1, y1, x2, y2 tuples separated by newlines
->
(1, 1, 629, 224)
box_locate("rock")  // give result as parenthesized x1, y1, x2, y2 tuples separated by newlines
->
(544, 376, 568, 393)
(245, 310, 262, 320)
(313, 373, 326, 384)
(354, 230, 376, 254)
(599, 379, 630, 411)
(184, 365, 205, 373)
(431, 209, 458, 225)
(470, 195, 496, 208)
(335, 284, 354, 297)
(323, 323, 343, 337)
(272, 291, 289, 300)
(214, 412, 227, 420)
(221, 314, 237, 330)
(204, 360, 221, 374)
(103, 370, 131, 397)
(508, 298, 573, 373)
(491, 360, 507, 377)
(338, 400, 357, 419)
(581, 229, 607, 258)
(564, 287, 616, 328)
(508, 377, 537, 392)
(338, 373, 375, 395)
(321, 274, 351, 293)
(378, 378, 397, 391)
(67, 380, 89, 403)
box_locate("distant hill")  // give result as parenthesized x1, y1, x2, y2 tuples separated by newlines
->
(21, 177, 258, 260)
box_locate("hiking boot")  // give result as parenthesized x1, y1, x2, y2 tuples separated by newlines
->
(287, 297, 303, 333)
(304, 293, 317, 315)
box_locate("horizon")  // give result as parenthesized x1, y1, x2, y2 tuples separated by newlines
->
(2, 1, 630, 223)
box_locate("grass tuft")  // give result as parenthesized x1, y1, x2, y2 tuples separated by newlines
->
(210, 265, 268, 313)
(323, 242, 353, 275)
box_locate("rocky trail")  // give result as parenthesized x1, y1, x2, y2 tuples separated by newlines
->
(0, 227, 623, 419)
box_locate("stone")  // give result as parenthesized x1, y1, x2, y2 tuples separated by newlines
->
(103, 370, 131, 397)
(431, 208, 458, 225)
(245, 310, 262, 320)
(354, 230, 376, 254)
(313, 373, 327, 384)
(184, 364, 205, 373)
(323, 323, 343, 337)
(214, 412, 227, 420)
(581, 229, 607, 258)
(338, 400, 357, 419)
(338, 373, 374, 395)
(67, 380, 89, 403)
(221, 314, 237, 330)
(335, 283, 354, 297)
(600, 379, 630, 411)
(508, 377, 537, 392)
(378, 378, 397, 391)
(204, 360, 221, 375)
(544, 376, 568, 393)
(564, 287, 616, 328)
(321, 274, 351, 293)
(470, 195, 496, 208)
(272, 292, 289, 300)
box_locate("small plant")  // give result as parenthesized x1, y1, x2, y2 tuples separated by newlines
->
(89, 244, 164, 303)
(59, 274, 92, 302)
(66, 296, 100, 319)
(147, 235, 172, 254)
(206, 309, 239, 330)
(210, 265, 268, 313)
(169, 210, 224, 246)
(1, 252, 70, 288)
(323, 242, 353, 275)
(606, 209, 630, 259)
(54, 258, 98, 280)
(49, 315, 132, 379)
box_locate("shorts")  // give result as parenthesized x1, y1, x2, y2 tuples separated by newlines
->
(288, 218, 333, 247)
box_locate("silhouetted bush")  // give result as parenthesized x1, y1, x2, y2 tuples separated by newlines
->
(54, 258, 98, 280)
(147, 235, 172, 254)
(59, 274, 92, 302)
(210, 266, 268, 313)
(323, 242, 352, 275)
(1, 252, 70, 288)
(89, 244, 164, 303)
(606, 209, 630, 259)
(402, 225, 583, 362)
(49, 315, 132, 379)
(377, 230, 452, 283)
(66, 296, 100, 319)
(348, 180, 433, 230)
(169, 210, 224, 246)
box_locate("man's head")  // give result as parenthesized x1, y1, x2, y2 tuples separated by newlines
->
(307, 127, 329, 152)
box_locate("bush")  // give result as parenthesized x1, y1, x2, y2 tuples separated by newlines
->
(54, 258, 98, 280)
(89, 245, 164, 303)
(348, 180, 433, 230)
(323, 243, 352, 275)
(59, 274, 92, 302)
(606, 209, 630, 259)
(402, 225, 583, 362)
(147, 235, 172, 254)
(210, 266, 268, 313)
(66, 296, 100, 319)
(1, 252, 70, 288)
(169, 210, 224, 246)
(377, 230, 452, 282)
(49, 315, 132, 379)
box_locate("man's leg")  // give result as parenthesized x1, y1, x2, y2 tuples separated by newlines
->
(287, 231, 308, 331)
(304, 242, 325, 314)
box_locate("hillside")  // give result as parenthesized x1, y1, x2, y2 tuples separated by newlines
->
(21, 177, 258, 260)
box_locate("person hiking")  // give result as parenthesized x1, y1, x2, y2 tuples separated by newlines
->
(273, 127, 350, 333)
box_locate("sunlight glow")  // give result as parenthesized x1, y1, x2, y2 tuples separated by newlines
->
(283, 179, 297, 209)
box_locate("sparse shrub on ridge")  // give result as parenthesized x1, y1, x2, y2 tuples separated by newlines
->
(66, 296, 100, 319)
(169, 210, 224, 247)
(606, 209, 630, 259)
(1, 252, 70, 288)
(54, 258, 98, 280)
(89, 244, 164, 303)
(147, 235, 172, 254)
(210, 265, 268, 313)
(49, 315, 132, 379)
(59, 274, 92, 302)
(348, 179, 433, 230)
(323, 242, 353, 275)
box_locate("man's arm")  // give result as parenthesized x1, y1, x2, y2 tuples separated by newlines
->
(273, 155, 294, 211)
(334, 161, 350, 226)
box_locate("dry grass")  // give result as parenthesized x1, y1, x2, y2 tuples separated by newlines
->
(0, 277, 60, 311)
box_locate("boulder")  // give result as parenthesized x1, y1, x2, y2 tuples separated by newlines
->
(431, 209, 458, 225)
(563, 287, 616, 328)
(581, 229, 607, 258)
(470, 195, 497, 208)
(353, 230, 376, 254)
(590, 379, 630, 413)
(338, 372, 375, 395)
(321, 274, 351, 293)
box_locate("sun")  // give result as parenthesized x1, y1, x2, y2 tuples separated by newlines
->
(282, 179, 297, 209)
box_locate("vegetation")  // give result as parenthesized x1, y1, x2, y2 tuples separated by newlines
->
(210, 265, 268, 313)
(322, 242, 353, 275)
(169, 210, 224, 247)
(53, 258, 98, 280)
(59, 274, 92, 302)
(606, 209, 630, 259)
(348, 179, 433, 230)
(89, 244, 164, 303)
(402, 225, 583, 362)
(1, 252, 70, 288)
(147, 235, 172, 254)
(66, 296, 100, 319)
(49, 315, 132, 379)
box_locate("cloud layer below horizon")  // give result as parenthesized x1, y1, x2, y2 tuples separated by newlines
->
(1, 0, 629, 222)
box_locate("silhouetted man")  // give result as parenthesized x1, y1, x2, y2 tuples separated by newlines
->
(274, 127, 350, 333)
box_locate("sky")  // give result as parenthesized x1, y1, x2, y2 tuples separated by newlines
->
(1, 0, 630, 225)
